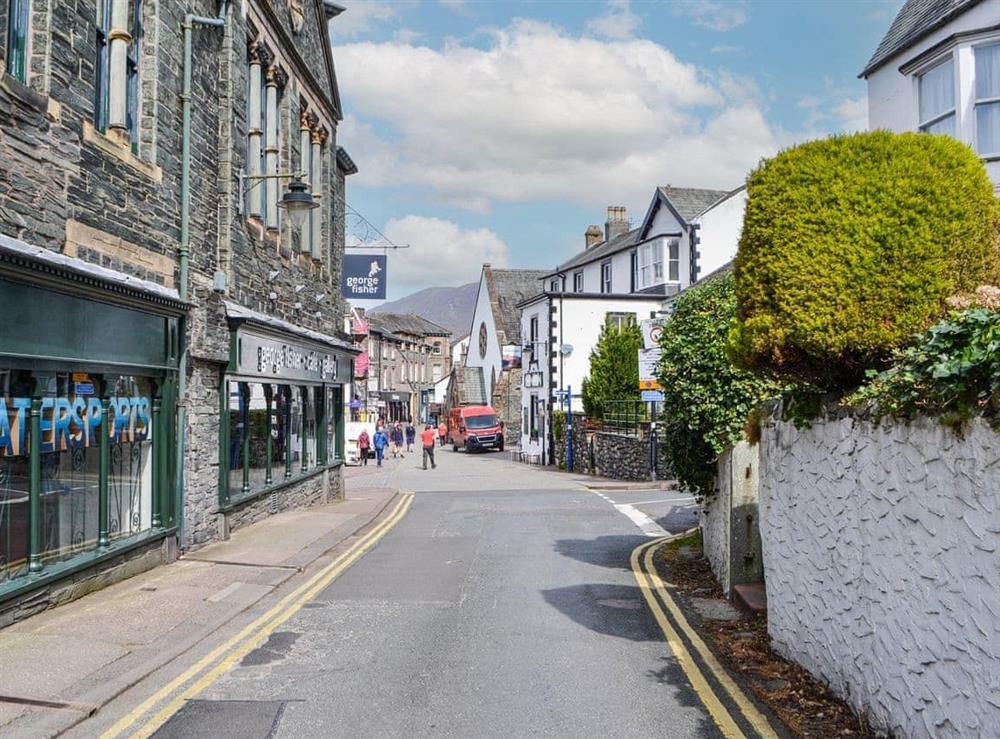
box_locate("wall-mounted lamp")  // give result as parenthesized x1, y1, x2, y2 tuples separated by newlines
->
(237, 172, 318, 230)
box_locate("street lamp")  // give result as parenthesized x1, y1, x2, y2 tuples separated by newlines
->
(237, 171, 318, 229)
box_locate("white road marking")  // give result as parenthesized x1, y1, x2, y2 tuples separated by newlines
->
(624, 496, 696, 507)
(613, 503, 670, 537)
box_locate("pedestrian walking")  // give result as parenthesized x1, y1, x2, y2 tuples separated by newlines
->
(373, 427, 389, 467)
(422, 424, 437, 470)
(390, 422, 404, 458)
(438, 421, 447, 447)
(405, 422, 416, 453)
(357, 429, 370, 466)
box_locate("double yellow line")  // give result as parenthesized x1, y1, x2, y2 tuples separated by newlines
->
(631, 537, 779, 739)
(101, 493, 415, 739)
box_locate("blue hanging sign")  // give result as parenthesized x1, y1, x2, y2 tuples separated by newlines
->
(341, 254, 387, 300)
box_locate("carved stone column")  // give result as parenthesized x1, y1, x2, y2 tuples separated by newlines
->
(108, 0, 132, 138)
(310, 127, 327, 259)
(247, 42, 267, 218)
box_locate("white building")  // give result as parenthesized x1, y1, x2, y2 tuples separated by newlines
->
(520, 187, 747, 463)
(863, 0, 1000, 191)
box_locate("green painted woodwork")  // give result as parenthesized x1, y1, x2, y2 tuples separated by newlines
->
(98, 378, 111, 547)
(151, 390, 163, 528)
(28, 392, 42, 573)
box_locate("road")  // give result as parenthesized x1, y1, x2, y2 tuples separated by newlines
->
(152, 450, 720, 737)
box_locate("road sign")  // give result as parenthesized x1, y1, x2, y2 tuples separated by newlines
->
(638, 348, 662, 390)
(640, 319, 664, 350)
(641, 390, 664, 402)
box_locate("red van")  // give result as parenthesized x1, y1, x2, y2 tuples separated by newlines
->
(449, 405, 504, 453)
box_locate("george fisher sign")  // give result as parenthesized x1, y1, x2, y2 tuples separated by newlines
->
(341, 254, 387, 300)
(238, 332, 340, 383)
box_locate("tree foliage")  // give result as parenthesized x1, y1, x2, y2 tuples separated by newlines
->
(658, 273, 784, 498)
(849, 308, 1000, 427)
(581, 322, 642, 419)
(729, 130, 1000, 389)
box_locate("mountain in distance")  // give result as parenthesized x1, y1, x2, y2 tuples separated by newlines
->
(371, 282, 479, 338)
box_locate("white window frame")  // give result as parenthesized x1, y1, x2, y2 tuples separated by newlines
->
(916, 55, 956, 135)
(573, 271, 584, 293)
(974, 41, 1000, 158)
(600, 261, 612, 294)
(638, 240, 665, 290)
(667, 238, 680, 282)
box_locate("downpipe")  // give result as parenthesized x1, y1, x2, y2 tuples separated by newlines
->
(175, 5, 227, 547)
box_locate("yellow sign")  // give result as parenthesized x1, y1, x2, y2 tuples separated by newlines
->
(639, 379, 662, 390)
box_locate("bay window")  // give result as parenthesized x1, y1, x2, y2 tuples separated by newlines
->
(918, 57, 956, 135)
(975, 42, 1000, 157)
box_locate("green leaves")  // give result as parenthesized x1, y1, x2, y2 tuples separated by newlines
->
(850, 309, 1000, 427)
(657, 274, 784, 500)
(581, 322, 643, 419)
(730, 130, 1000, 389)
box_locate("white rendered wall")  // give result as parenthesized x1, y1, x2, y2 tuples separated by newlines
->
(693, 189, 746, 278)
(465, 274, 503, 400)
(866, 0, 1000, 190)
(758, 411, 1000, 738)
(552, 296, 661, 413)
(519, 297, 550, 456)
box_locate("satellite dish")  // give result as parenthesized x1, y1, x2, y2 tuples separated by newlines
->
(559, 343, 574, 357)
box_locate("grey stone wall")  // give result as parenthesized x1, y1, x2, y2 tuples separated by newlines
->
(492, 368, 522, 444)
(0, 537, 168, 628)
(759, 409, 1000, 738)
(553, 413, 591, 473)
(225, 466, 343, 536)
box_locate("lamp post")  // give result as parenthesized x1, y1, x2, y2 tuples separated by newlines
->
(238, 172, 319, 228)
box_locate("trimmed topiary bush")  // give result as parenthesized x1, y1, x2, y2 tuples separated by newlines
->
(729, 130, 1000, 388)
(581, 322, 642, 419)
(657, 272, 784, 499)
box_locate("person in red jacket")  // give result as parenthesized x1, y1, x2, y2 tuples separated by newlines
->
(357, 429, 370, 466)
(422, 424, 437, 470)
(438, 421, 447, 447)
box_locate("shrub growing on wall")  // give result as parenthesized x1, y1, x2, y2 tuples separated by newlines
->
(581, 322, 642, 419)
(658, 273, 784, 498)
(729, 130, 1000, 388)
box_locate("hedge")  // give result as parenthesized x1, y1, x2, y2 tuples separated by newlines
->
(729, 130, 1000, 388)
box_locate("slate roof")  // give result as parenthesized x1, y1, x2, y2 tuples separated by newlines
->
(658, 186, 731, 222)
(547, 227, 642, 277)
(861, 0, 984, 77)
(369, 312, 452, 338)
(487, 268, 549, 344)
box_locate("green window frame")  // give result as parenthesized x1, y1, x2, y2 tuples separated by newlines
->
(5, 0, 29, 83)
(219, 379, 344, 508)
(94, 0, 111, 132)
(125, 0, 142, 152)
(0, 368, 174, 586)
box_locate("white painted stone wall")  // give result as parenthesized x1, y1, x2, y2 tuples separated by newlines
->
(759, 411, 1000, 738)
(700, 451, 731, 593)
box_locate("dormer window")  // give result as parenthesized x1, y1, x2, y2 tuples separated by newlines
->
(917, 57, 955, 136)
(975, 43, 1000, 157)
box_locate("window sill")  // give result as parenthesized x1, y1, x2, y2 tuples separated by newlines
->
(0, 527, 171, 605)
(219, 461, 341, 512)
(0, 72, 55, 117)
(82, 120, 162, 183)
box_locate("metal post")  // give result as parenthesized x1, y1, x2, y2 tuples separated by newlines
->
(240, 385, 250, 495)
(565, 384, 573, 473)
(300, 387, 308, 473)
(98, 378, 111, 546)
(151, 388, 162, 528)
(285, 388, 292, 479)
(265, 385, 273, 484)
(28, 389, 43, 572)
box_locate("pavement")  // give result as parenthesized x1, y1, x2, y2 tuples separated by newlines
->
(0, 446, 777, 738)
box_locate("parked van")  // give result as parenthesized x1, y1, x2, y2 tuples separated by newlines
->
(449, 405, 504, 452)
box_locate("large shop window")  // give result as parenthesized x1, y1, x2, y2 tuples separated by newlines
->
(223, 380, 342, 505)
(1, 370, 157, 584)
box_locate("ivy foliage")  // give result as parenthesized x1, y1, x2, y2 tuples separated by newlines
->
(729, 130, 1000, 389)
(849, 309, 1000, 427)
(581, 322, 642, 419)
(657, 273, 784, 499)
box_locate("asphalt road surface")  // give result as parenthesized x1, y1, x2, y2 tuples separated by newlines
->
(154, 451, 716, 738)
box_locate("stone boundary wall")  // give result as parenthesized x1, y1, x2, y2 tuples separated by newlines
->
(225, 467, 342, 538)
(759, 410, 1000, 738)
(700, 454, 731, 592)
(594, 432, 653, 481)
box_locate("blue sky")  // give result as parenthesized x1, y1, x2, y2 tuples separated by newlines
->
(330, 0, 900, 301)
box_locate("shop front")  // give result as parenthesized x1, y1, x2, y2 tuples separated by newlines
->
(219, 304, 355, 511)
(0, 239, 183, 605)
(378, 391, 410, 423)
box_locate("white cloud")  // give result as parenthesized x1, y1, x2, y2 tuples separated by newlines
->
(671, 0, 748, 32)
(438, 0, 472, 15)
(330, 1, 397, 39)
(585, 0, 642, 41)
(834, 96, 868, 132)
(393, 28, 422, 44)
(335, 20, 790, 211)
(710, 44, 743, 54)
(365, 216, 510, 292)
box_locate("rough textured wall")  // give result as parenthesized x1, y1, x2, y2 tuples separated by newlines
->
(492, 368, 522, 444)
(759, 410, 1000, 738)
(700, 450, 731, 592)
(594, 432, 650, 481)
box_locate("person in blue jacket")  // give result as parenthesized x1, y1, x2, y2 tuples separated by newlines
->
(373, 427, 389, 467)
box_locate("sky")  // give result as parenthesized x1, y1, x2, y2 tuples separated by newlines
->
(331, 0, 902, 303)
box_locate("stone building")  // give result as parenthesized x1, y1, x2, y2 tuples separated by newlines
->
(0, 0, 357, 622)
(365, 313, 451, 424)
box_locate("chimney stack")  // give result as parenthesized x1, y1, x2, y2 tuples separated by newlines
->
(605, 206, 628, 240)
(585, 225, 602, 249)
